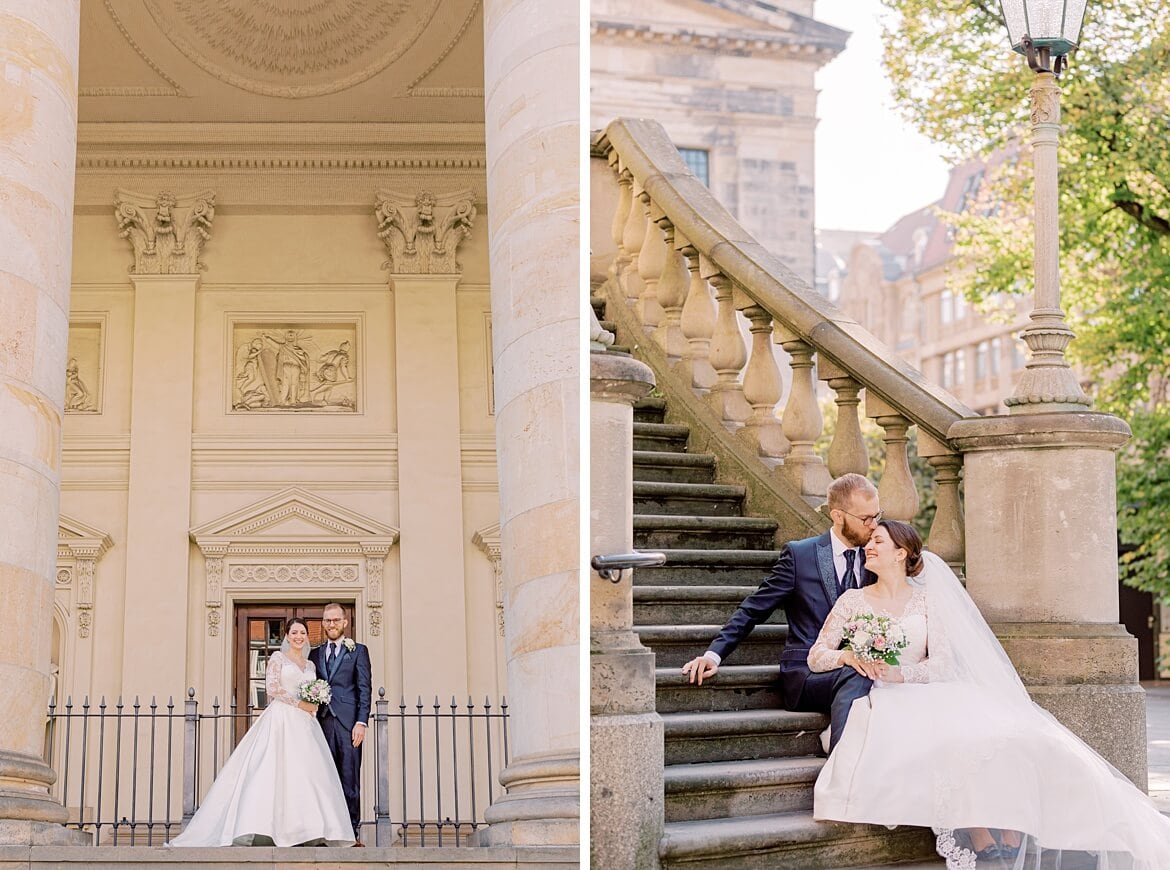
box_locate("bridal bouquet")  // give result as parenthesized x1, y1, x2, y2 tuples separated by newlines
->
(298, 678, 332, 705)
(842, 614, 909, 665)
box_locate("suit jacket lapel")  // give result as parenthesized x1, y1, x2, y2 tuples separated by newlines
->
(815, 535, 838, 606)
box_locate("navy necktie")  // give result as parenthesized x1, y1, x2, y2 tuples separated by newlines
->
(842, 548, 856, 591)
(326, 642, 335, 668)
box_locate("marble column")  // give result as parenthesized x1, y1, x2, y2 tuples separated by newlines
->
(0, 0, 87, 844)
(479, 0, 580, 846)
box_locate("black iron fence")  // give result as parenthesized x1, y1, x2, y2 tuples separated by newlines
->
(44, 688, 509, 847)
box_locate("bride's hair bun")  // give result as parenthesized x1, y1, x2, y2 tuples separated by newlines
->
(879, 519, 924, 577)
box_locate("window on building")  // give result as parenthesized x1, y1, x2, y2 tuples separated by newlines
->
(940, 290, 954, 325)
(990, 337, 1002, 376)
(976, 341, 989, 380)
(955, 348, 966, 385)
(678, 148, 710, 186)
(954, 291, 967, 322)
(957, 169, 985, 212)
(943, 352, 955, 388)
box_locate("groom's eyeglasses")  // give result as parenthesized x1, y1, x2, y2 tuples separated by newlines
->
(322, 618, 345, 625)
(839, 508, 883, 525)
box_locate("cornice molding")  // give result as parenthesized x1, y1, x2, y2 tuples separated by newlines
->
(591, 20, 844, 60)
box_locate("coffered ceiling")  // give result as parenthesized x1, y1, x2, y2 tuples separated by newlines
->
(78, 0, 485, 124)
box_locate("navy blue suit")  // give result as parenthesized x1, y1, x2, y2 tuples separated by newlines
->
(708, 531, 876, 749)
(309, 640, 372, 838)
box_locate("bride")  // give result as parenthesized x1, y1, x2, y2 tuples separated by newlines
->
(810, 520, 1170, 869)
(168, 617, 354, 847)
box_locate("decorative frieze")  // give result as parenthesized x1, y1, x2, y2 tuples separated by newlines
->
(375, 189, 476, 274)
(231, 322, 358, 412)
(114, 188, 216, 274)
(227, 564, 361, 584)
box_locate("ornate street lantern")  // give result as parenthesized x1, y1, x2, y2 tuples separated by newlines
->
(997, 0, 1088, 74)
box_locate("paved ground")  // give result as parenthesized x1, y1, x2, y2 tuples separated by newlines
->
(850, 682, 1170, 869)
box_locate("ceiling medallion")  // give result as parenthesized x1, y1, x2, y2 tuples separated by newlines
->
(142, 0, 440, 97)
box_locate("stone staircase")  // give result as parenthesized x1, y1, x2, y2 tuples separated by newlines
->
(628, 395, 938, 868)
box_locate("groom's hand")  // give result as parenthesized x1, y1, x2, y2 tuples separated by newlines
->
(681, 656, 718, 685)
(351, 722, 366, 748)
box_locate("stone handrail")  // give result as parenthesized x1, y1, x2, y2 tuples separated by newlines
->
(593, 118, 977, 569)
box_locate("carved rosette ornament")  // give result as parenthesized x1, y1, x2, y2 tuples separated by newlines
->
(114, 188, 216, 274)
(375, 189, 476, 274)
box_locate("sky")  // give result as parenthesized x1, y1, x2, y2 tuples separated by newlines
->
(813, 0, 952, 233)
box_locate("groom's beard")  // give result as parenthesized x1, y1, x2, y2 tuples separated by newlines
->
(840, 525, 872, 548)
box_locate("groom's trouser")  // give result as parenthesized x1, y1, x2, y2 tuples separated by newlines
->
(321, 715, 362, 837)
(789, 667, 872, 751)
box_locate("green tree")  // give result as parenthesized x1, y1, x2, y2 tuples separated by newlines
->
(880, 0, 1170, 597)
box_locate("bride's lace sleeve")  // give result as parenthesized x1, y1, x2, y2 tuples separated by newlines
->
(266, 652, 298, 707)
(898, 660, 930, 683)
(808, 592, 857, 672)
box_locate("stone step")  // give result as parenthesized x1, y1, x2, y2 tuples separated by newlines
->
(655, 664, 785, 714)
(633, 397, 667, 424)
(661, 708, 824, 765)
(633, 481, 746, 517)
(633, 584, 766, 625)
(632, 421, 692, 453)
(658, 812, 938, 869)
(632, 549, 782, 588)
(633, 450, 716, 484)
(635, 624, 787, 668)
(664, 756, 824, 822)
(633, 515, 778, 551)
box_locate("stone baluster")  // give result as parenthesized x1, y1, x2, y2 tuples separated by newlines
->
(703, 263, 751, 424)
(621, 180, 647, 307)
(866, 395, 920, 521)
(652, 215, 689, 359)
(818, 360, 870, 478)
(775, 330, 831, 498)
(635, 192, 665, 329)
(735, 306, 788, 459)
(676, 238, 717, 391)
(609, 156, 632, 283)
(917, 432, 965, 577)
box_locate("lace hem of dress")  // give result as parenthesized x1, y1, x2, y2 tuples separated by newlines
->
(935, 829, 978, 870)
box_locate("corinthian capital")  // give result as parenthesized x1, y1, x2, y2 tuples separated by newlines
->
(114, 189, 216, 274)
(374, 188, 476, 274)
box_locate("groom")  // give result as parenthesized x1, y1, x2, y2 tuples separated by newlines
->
(682, 473, 881, 751)
(309, 603, 372, 845)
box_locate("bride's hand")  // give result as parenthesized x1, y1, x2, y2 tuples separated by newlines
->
(297, 700, 319, 714)
(840, 650, 886, 681)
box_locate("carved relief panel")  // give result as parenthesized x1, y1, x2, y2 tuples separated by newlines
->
(65, 319, 104, 413)
(230, 321, 358, 412)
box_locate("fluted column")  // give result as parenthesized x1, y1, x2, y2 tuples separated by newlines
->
(481, 0, 579, 846)
(0, 0, 87, 845)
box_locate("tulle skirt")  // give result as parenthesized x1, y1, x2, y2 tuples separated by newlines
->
(814, 681, 1170, 869)
(167, 701, 354, 847)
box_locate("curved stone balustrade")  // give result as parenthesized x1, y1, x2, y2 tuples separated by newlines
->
(592, 118, 973, 572)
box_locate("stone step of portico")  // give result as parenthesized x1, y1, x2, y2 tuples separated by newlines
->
(661, 708, 824, 765)
(632, 421, 692, 453)
(658, 813, 937, 869)
(635, 623, 787, 667)
(633, 584, 764, 625)
(633, 481, 746, 517)
(632, 549, 782, 588)
(664, 756, 825, 822)
(0, 844, 579, 870)
(633, 515, 779, 551)
(655, 664, 785, 714)
(633, 397, 667, 424)
(633, 450, 716, 484)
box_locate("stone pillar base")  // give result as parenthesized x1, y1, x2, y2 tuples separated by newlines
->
(0, 817, 90, 847)
(995, 622, 1145, 787)
(474, 756, 579, 847)
(591, 713, 664, 870)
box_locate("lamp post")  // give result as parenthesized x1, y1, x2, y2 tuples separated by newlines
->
(997, 0, 1091, 412)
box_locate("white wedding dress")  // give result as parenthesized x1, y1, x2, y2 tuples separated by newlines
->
(810, 552, 1170, 869)
(167, 651, 354, 847)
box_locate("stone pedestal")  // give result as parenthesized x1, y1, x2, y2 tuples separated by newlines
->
(392, 273, 469, 699)
(590, 352, 663, 870)
(0, 0, 88, 845)
(948, 412, 1145, 786)
(477, 0, 580, 847)
(121, 274, 199, 693)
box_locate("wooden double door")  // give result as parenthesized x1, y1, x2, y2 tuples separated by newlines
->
(233, 602, 354, 742)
